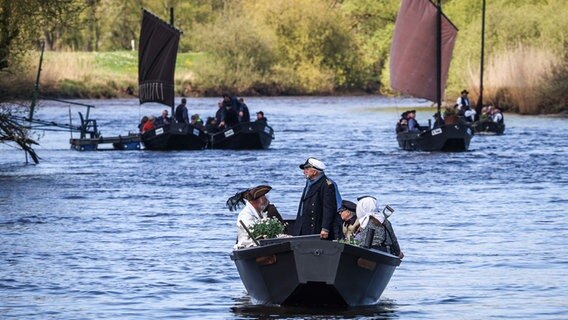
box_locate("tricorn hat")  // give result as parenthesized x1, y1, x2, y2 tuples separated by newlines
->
(299, 157, 326, 171)
(461, 89, 469, 94)
(226, 185, 272, 211)
(246, 185, 272, 201)
(338, 200, 357, 213)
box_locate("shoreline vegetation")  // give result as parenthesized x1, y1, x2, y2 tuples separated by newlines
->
(1, 48, 565, 115)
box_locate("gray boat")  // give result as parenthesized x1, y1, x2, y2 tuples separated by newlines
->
(230, 235, 401, 307)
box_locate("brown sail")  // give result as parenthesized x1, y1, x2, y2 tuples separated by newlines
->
(138, 10, 180, 108)
(390, 0, 458, 102)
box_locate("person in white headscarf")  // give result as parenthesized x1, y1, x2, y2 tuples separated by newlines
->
(356, 196, 404, 259)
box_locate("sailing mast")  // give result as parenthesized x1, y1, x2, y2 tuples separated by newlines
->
(436, 0, 442, 118)
(476, 0, 486, 117)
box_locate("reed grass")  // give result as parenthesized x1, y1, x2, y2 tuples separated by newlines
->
(465, 44, 559, 114)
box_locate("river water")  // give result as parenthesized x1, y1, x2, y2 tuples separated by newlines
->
(1, 96, 567, 319)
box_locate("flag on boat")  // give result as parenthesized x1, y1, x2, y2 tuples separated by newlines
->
(390, 0, 458, 102)
(138, 9, 180, 108)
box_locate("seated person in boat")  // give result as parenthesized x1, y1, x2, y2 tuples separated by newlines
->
(406, 110, 421, 132)
(356, 196, 404, 259)
(462, 105, 477, 123)
(255, 111, 267, 123)
(190, 114, 204, 130)
(155, 109, 171, 127)
(227, 185, 272, 249)
(479, 105, 491, 122)
(205, 116, 219, 133)
(138, 116, 148, 133)
(141, 116, 156, 133)
(338, 200, 360, 240)
(433, 112, 444, 128)
(396, 111, 408, 133)
(491, 107, 504, 124)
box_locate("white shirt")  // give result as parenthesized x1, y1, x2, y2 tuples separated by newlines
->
(464, 109, 476, 118)
(234, 200, 262, 250)
(492, 113, 503, 123)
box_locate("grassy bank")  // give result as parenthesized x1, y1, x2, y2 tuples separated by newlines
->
(1, 50, 565, 114)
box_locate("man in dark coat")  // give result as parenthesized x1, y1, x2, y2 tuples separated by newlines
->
(293, 157, 340, 240)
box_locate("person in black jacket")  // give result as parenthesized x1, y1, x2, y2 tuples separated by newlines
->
(293, 157, 340, 240)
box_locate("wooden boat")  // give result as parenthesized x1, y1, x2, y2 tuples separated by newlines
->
(471, 120, 505, 135)
(231, 235, 401, 307)
(390, 0, 473, 152)
(141, 123, 208, 150)
(397, 123, 472, 151)
(209, 121, 274, 150)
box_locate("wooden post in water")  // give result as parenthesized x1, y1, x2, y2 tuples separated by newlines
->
(29, 40, 45, 122)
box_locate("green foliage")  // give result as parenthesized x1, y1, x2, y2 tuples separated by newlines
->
(537, 52, 568, 114)
(250, 218, 285, 240)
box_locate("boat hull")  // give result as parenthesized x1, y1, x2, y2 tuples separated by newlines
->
(141, 123, 208, 150)
(231, 237, 400, 307)
(397, 123, 473, 152)
(209, 122, 274, 150)
(472, 121, 505, 135)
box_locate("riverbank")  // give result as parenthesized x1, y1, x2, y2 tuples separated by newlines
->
(1, 51, 565, 115)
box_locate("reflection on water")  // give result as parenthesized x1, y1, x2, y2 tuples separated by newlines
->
(1, 97, 567, 319)
(231, 295, 399, 319)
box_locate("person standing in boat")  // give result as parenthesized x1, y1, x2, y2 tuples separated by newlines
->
(456, 89, 471, 112)
(356, 196, 403, 259)
(232, 185, 272, 249)
(293, 158, 341, 240)
(175, 98, 189, 124)
(238, 98, 250, 123)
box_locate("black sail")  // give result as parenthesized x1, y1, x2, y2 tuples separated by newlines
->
(138, 10, 180, 108)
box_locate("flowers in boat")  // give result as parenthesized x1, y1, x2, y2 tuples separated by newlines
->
(250, 217, 286, 240)
(339, 234, 361, 246)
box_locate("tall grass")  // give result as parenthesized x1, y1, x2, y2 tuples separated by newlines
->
(465, 44, 559, 114)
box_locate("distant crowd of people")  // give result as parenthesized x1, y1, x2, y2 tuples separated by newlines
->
(138, 94, 268, 134)
(395, 89, 504, 133)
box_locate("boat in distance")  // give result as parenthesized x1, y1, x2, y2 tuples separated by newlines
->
(209, 121, 274, 150)
(231, 235, 401, 307)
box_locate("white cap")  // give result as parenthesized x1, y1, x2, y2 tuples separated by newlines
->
(299, 157, 326, 171)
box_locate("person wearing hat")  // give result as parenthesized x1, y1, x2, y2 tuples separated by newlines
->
(234, 185, 272, 249)
(456, 89, 470, 111)
(338, 200, 360, 240)
(293, 157, 341, 240)
(356, 196, 403, 259)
